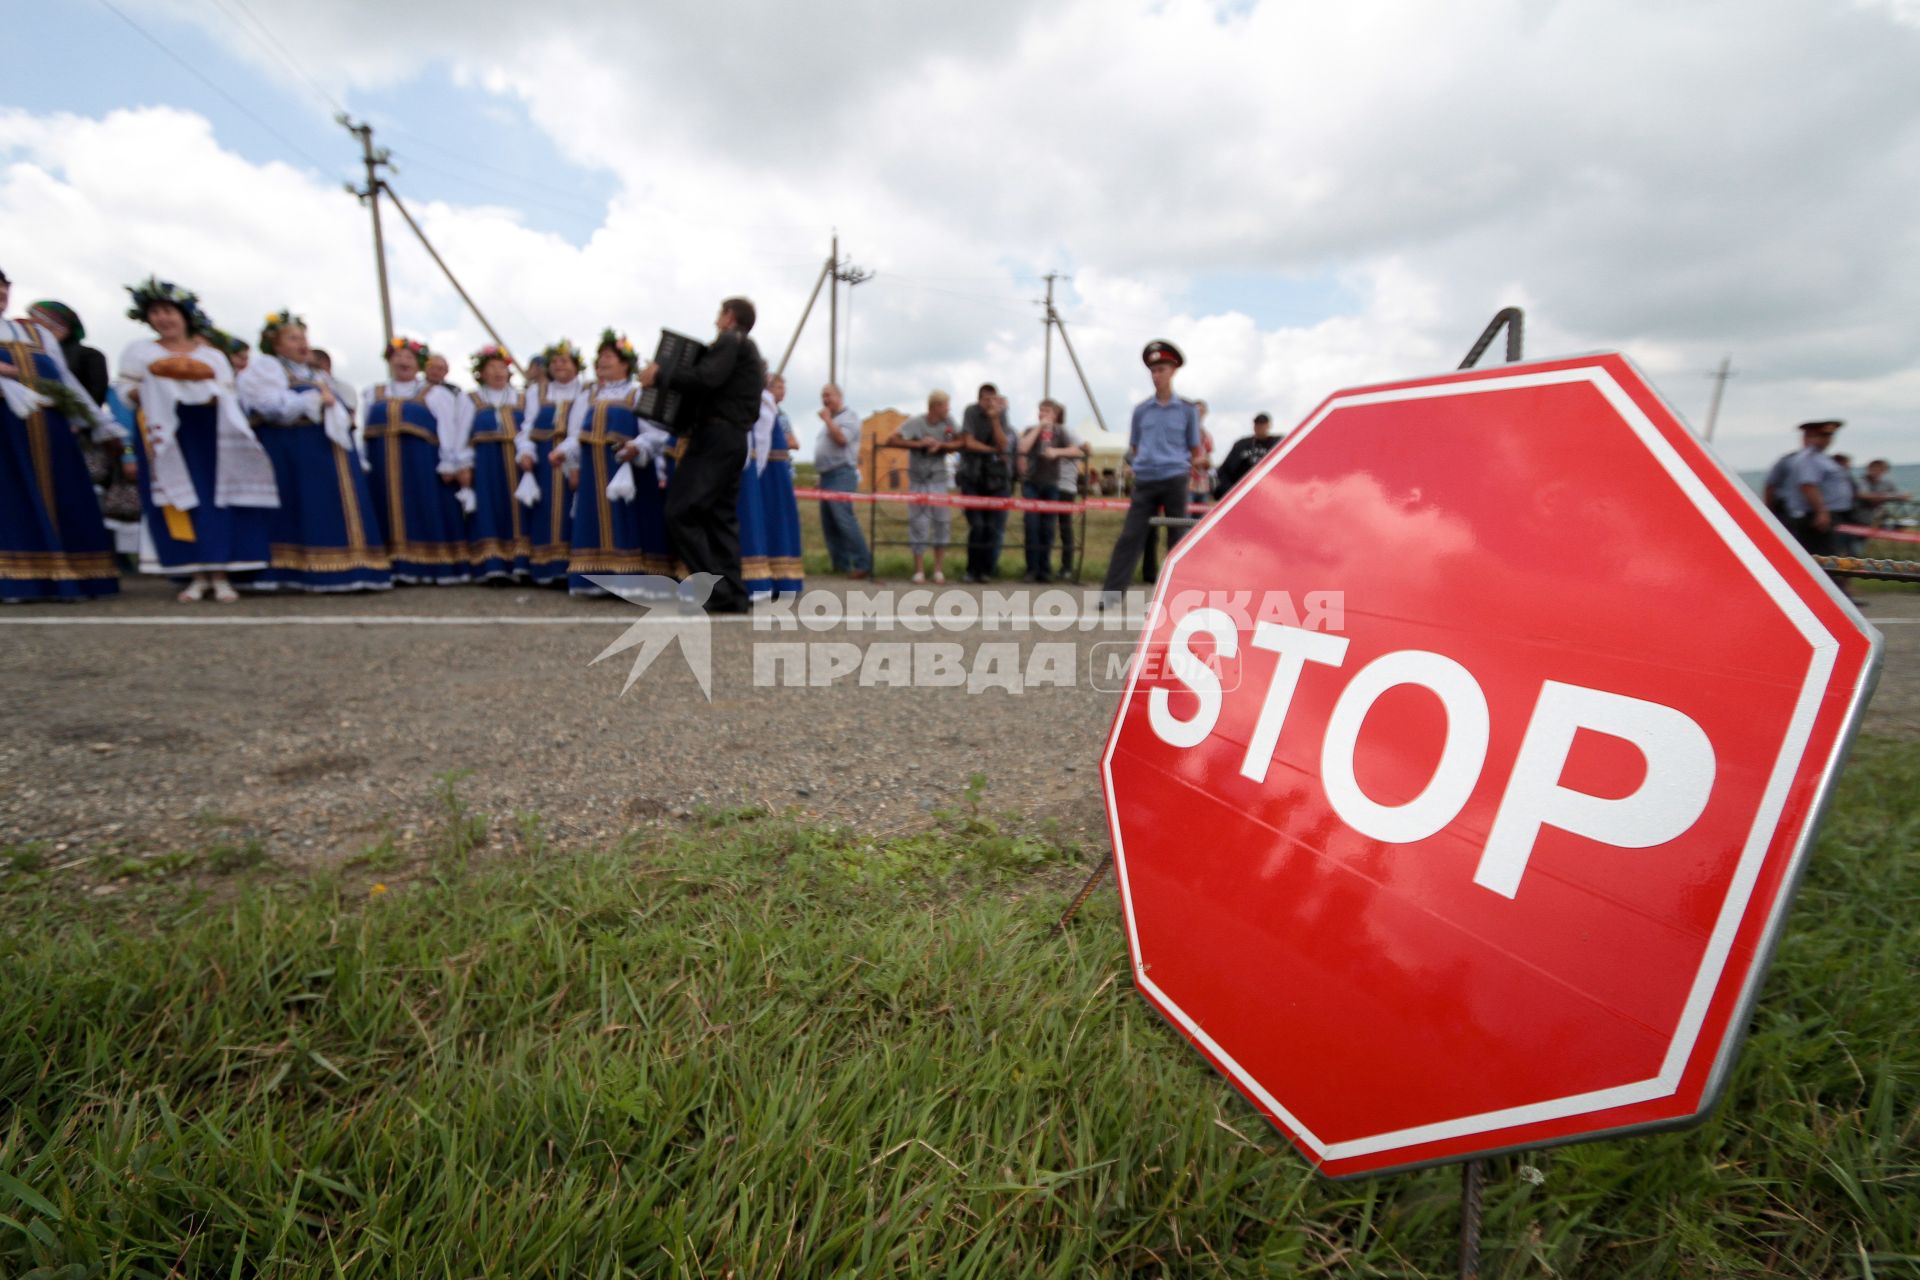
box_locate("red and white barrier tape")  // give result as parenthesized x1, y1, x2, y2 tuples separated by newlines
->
(1837, 522, 1920, 546)
(793, 487, 1209, 516)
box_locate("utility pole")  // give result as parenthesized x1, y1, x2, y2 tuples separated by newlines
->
(1036, 275, 1108, 434)
(832, 245, 872, 387)
(1703, 355, 1735, 442)
(775, 231, 870, 384)
(777, 253, 832, 378)
(339, 115, 393, 345)
(1041, 271, 1061, 400)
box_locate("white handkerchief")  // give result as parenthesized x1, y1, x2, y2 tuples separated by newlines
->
(606, 461, 637, 503)
(456, 486, 477, 516)
(1, 378, 52, 419)
(515, 471, 541, 507)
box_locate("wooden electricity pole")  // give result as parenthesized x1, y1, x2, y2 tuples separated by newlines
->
(340, 115, 394, 345)
(776, 232, 868, 386)
(1041, 270, 1061, 400)
(1703, 355, 1735, 442)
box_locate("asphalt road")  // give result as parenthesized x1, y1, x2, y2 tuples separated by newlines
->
(2, 577, 1913, 874)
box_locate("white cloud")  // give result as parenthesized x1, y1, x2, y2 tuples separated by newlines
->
(15, 0, 1920, 467)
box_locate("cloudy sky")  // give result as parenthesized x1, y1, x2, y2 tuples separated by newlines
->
(8, 0, 1918, 468)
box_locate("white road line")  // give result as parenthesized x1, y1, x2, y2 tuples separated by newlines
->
(0, 613, 1146, 630)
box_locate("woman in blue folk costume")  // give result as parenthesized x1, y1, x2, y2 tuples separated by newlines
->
(461, 344, 530, 581)
(0, 266, 122, 602)
(759, 372, 806, 598)
(361, 336, 471, 584)
(738, 375, 775, 601)
(114, 278, 278, 602)
(515, 338, 584, 586)
(552, 330, 674, 596)
(237, 311, 390, 592)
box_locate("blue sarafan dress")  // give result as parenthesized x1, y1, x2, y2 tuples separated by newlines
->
(0, 318, 119, 601)
(463, 387, 530, 580)
(115, 338, 276, 577)
(362, 380, 471, 584)
(520, 380, 580, 585)
(759, 402, 805, 598)
(560, 380, 675, 596)
(737, 391, 775, 601)
(237, 357, 390, 592)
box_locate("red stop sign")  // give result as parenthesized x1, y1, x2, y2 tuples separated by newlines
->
(1101, 353, 1880, 1178)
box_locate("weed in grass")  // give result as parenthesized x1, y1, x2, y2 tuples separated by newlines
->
(0, 843, 52, 896)
(512, 809, 550, 860)
(0, 842, 49, 875)
(108, 848, 202, 879)
(430, 768, 487, 872)
(0, 738, 1913, 1277)
(205, 837, 270, 874)
(696, 802, 771, 829)
(344, 833, 402, 873)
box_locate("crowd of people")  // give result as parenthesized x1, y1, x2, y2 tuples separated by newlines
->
(1763, 421, 1912, 552)
(0, 269, 804, 611)
(821, 354, 1288, 588)
(13, 264, 1892, 614)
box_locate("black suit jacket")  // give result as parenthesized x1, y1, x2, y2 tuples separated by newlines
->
(665, 330, 766, 430)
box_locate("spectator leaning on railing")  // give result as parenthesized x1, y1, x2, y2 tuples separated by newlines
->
(1015, 398, 1084, 583)
(886, 389, 965, 583)
(1857, 459, 1911, 527)
(955, 383, 1013, 582)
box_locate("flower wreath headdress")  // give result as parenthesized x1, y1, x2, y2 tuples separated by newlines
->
(124, 276, 207, 333)
(258, 307, 307, 352)
(384, 335, 430, 364)
(469, 343, 513, 380)
(597, 328, 639, 370)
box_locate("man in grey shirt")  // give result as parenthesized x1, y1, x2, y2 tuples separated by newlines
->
(813, 382, 870, 577)
(886, 389, 964, 583)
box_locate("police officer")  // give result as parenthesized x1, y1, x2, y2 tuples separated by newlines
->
(1100, 340, 1204, 603)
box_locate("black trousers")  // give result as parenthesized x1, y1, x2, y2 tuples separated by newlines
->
(1057, 499, 1076, 577)
(957, 475, 1010, 580)
(664, 419, 749, 611)
(1791, 515, 1837, 557)
(1102, 475, 1188, 595)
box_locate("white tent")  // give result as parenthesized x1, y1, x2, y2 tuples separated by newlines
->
(1074, 418, 1130, 461)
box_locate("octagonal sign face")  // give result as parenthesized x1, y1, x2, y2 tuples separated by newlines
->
(1101, 353, 1880, 1178)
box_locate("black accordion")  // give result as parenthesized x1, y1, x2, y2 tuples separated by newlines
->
(638, 329, 708, 434)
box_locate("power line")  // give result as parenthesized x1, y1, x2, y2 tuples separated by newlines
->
(378, 122, 824, 237)
(221, 0, 349, 116)
(872, 276, 1032, 313)
(377, 123, 609, 206)
(199, 0, 344, 121)
(384, 148, 612, 222)
(90, 0, 335, 173)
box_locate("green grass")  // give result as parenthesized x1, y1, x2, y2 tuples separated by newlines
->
(2, 742, 1916, 1277)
